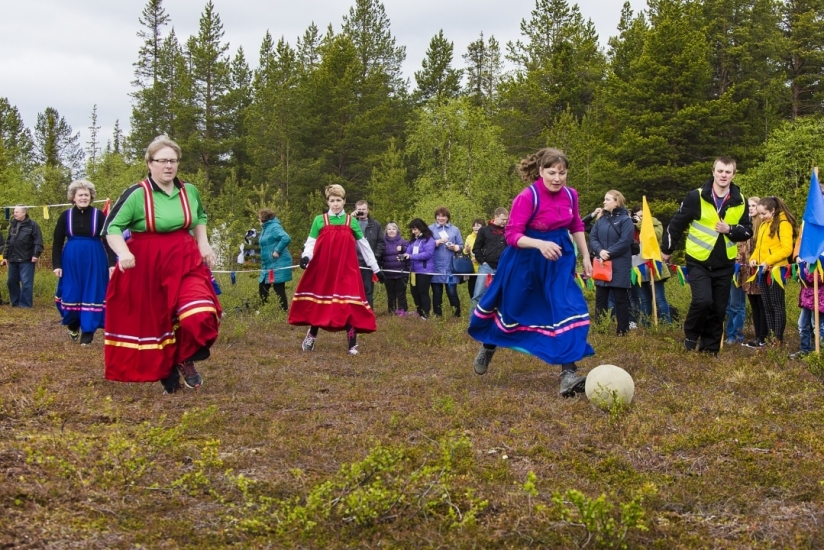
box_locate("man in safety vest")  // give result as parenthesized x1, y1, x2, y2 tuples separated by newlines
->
(661, 157, 753, 355)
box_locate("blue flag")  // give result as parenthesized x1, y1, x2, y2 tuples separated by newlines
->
(799, 169, 824, 264)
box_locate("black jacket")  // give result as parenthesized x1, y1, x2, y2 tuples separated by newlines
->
(473, 223, 507, 269)
(662, 178, 752, 270)
(52, 207, 117, 270)
(356, 216, 385, 267)
(2, 215, 44, 262)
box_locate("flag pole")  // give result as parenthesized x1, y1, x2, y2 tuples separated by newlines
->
(650, 266, 658, 326)
(813, 166, 821, 355)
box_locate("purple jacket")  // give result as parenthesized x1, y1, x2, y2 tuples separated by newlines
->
(407, 235, 435, 273)
(382, 235, 410, 279)
(799, 263, 824, 313)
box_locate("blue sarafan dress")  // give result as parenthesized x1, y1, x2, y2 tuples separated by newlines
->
(468, 183, 594, 365)
(55, 208, 109, 334)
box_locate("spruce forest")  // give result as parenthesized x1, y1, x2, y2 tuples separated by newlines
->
(2, 0, 824, 251)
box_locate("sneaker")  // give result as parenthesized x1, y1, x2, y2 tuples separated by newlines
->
(559, 370, 587, 397)
(789, 350, 809, 360)
(684, 338, 698, 351)
(742, 339, 766, 349)
(302, 332, 316, 351)
(68, 329, 80, 342)
(160, 369, 182, 395)
(79, 332, 94, 346)
(177, 361, 203, 389)
(348, 345, 359, 355)
(629, 322, 638, 330)
(473, 347, 495, 375)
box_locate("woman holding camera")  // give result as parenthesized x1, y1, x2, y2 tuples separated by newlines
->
(589, 190, 635, 335)
(381, 222, 410, 315)
(429, 207, 463, 317)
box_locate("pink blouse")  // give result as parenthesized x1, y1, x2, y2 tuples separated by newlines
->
(505, 182, 584, 247)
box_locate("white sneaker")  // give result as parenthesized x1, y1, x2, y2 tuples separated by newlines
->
(348, 345, 359, 355)
(302, 333, 316, 351)
(629, 322, 638, 330)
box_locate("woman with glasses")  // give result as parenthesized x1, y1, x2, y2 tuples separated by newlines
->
(257, 208, 292, 311)
(102, 136, 222, 394)
(52, 180, 115, 345)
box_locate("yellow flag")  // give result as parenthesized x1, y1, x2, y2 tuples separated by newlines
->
(43, 206, 50, 219)
(639, 196, 662, 261)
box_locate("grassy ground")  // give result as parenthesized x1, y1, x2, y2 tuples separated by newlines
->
(2, 269, 824, 548)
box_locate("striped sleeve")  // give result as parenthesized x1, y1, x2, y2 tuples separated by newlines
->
(102, 184, 143, 236)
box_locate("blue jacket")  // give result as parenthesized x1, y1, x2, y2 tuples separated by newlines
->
(382, 234, 409, 279)
(428, 222, 463, 283)
(589, 207, 634, 289)
(258, 218, 293, 284)
(407, 235, 435, 274)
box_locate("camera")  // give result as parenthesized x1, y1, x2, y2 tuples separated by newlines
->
(355, 211, 366, 218)
(632, 215, 639, 223)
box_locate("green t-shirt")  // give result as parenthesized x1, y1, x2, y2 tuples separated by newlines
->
(103, 178, 207, 236)
(308, 212, 364, 240)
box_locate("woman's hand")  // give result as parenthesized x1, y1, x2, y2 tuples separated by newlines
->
(199, 243, 216, 268)
(53, 268, 62, 278)
(749, 259, 757, 267)
(537, 240, 562, 261)
(272, 251, 279, 259)
(118, 251, 136, 271)
(582, 256, 593, 279)
(599, 249, 610, 261)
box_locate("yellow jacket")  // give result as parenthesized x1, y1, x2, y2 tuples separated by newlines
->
(751, 212, 794, 267)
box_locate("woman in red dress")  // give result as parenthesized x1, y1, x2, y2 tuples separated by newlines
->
(103, 136, 221, 394)
(288, 184, 385, 354)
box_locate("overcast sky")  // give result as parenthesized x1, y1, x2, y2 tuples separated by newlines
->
(0, 0, 646, 151)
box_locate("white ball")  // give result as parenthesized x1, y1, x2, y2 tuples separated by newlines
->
(585, 364, 635, 409)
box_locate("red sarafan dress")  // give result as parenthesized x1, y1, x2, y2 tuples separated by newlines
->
(104, 179, 222, 382)
(288, 213, 376, 333)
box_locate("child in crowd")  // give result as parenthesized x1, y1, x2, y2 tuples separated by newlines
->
(790, 258, 824, 359)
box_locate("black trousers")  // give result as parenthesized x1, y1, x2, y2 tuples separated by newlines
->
(684, 263, 734, 352)
(360, 268, 375, 309)
(431, 282, 461, 317)
(747, 293, 768, 341)
(259, 282, 288, 311)
(410, 273, 433, 318)
(595, 286, 631, 335)
(385, 278, 408, 312)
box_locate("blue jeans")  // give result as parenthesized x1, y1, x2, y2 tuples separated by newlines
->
(725, 285, 746, 341)
(7, 261, 35, 308)
(798, 308, 824, 353)
(471, 263, 496, 309)
(638, 280, 672, 324)
(431, 282, 460, 317)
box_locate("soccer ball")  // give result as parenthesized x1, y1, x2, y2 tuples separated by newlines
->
(585, 364, 634, 409)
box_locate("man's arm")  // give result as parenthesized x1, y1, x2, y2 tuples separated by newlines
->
(662, 191, 700, 255)
(473, 228, 487, 265)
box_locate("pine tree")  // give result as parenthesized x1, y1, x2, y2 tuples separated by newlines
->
(341, 0, 407, 91)
(463, 33, 503, 110)
(86, 105, 101, 176)
(33, 107, 84, 179)
(223, 47, 253, 181)
(184, 0, 231, 185)
(0, 97, 34, 169)
(497, 0, 606, 152)
(112, 119, 123, 155)
(129, 0, 172, 154)
(297, 22, 322, 71)
(413, 30, 462, 106)
(779, 0, 824, 119)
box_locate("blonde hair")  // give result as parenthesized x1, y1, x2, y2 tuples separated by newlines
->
(67, 179, 97, 201)
(325, 184, 346, 200)
(144, 135, 182, 164)
(606, 189, 626, 208)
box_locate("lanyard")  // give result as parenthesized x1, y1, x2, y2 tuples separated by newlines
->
(712, 189, 729, 214)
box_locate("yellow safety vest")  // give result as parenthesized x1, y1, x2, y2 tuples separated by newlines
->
(685, 190, 744, 261)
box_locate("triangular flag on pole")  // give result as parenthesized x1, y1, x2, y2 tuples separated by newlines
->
(799, 168, 824, 264)
(639, 196, 662, 262)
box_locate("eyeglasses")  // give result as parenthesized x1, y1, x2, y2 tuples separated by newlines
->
(151, 158, 179, 165)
